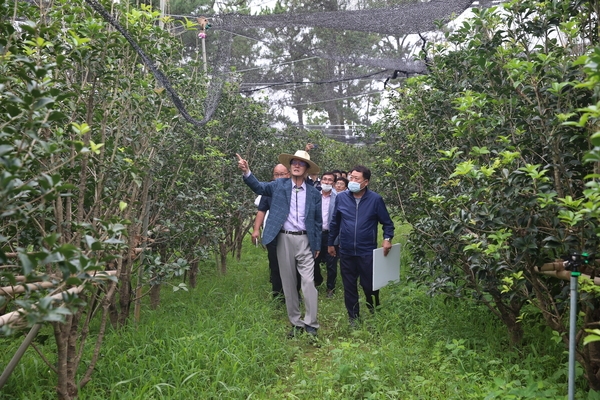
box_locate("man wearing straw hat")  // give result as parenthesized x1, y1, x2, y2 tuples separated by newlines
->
(237, 150, 322, 338)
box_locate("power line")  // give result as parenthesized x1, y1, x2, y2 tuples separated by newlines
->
(281, 90, 385, 107)
(240, 76, 390, 86)
(217, 27, 269, 44)
(288, 124, 367, 131)
(239, 70, 388, 93)
(235, 56, 319, 73)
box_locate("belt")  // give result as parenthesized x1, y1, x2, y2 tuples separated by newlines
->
(280, 230, 307, 235)
(322, 230, 329, 234)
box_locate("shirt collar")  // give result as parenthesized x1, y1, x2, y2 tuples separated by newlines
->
(291, 180, 306, 190)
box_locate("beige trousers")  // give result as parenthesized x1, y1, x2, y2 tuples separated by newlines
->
(276, 232, 319, 329)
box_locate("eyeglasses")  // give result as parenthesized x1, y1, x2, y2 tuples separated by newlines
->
(290, 160, 308, 167)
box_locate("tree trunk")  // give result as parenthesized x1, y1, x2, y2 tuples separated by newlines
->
(189, 260, 199, 288)
(581, 300, 600, 389)
(490, 290, 524, 345)
(500, 312, 524, 345)
(324, 100, 342, 129)
(236, 219, 253, 261)
(149, 284, 161, 310)
(108, 300, 118, 327)
(54, 320, 71, 400)
(219, 242, 227, 274)
(78, 283, 116, 390)
(53, 310, 83, 400)
(582, 340, 600, 390)
(296, 106, 304, 128)
(117, 266, 132, 327)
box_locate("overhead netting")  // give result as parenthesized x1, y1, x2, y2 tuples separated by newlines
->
(84, 0, 233, 129)
(89, 0, 502, 138)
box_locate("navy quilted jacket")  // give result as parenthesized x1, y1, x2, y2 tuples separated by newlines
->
(328, 188, 394, 256)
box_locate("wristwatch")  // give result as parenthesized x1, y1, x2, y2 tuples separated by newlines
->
(384, 238, 391, 242)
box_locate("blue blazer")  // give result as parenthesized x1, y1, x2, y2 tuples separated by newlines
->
(244, 174, 322, 251)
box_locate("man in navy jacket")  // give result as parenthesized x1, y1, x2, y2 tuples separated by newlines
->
(328, 165, 394, 324)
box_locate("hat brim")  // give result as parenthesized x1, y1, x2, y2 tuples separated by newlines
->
(278, 153, 320, 175)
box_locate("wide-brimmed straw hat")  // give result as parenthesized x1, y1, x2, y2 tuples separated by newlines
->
(278, 150, 320, 175)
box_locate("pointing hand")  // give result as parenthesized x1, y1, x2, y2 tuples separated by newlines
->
(236, 153, 249, 173)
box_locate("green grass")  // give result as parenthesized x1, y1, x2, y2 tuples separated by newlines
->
(0, 233, 585, 399)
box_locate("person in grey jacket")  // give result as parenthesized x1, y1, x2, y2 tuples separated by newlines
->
(328, 165, 394, 324)
(237, 151, 322, 338)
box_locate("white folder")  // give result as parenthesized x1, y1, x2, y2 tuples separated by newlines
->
(372, 243, 401, 290)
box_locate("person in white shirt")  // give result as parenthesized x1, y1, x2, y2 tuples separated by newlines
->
(313, 172, 339, 298)
(251, 164, 290, 301)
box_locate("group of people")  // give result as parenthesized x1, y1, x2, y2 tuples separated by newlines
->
(309, 169, 349, 194)
(238, 147, 394, 338)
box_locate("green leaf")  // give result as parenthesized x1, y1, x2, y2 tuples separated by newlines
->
(66, 276, 82, 285)
(84, 235, 97, 249)
(33, 97, 54, 110)
(0, 145, 14, 156)
(18, 252, 34, 275)
(450, 161, 475, 177)
(584, 329, 600, 346)
(89, 140, 104, 154)
(591, 131, 600, 147)
(71, 122, 91, 135)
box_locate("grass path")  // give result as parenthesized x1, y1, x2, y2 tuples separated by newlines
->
(1, 238, 572, 399)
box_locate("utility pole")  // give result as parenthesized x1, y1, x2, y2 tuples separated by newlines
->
(197, 17, 211, 75)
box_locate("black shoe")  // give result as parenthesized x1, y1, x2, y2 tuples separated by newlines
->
(326, 289, 334, 298)
(304, 325, 318, 337)
(287, 325, 304, 339)
(349, 318, 359, 329)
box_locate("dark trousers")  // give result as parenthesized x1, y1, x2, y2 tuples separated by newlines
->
(339, 254, 380, 319)
(314, 232, 338, 290)
(267, 240, 301, 299)
(267, 241, 283, 297)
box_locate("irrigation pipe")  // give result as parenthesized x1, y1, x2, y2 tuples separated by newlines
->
(0, 270, 117, 389)
(536, 268, 600, 285)
(0, 281, 56, 297)
(0, 271, 117, 328)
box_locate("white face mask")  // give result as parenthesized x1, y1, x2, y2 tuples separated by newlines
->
(348, 181, 362, 193)
(321, 184, 332, 192)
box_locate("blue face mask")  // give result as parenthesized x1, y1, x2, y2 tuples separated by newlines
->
(348, 181, 362, 193)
